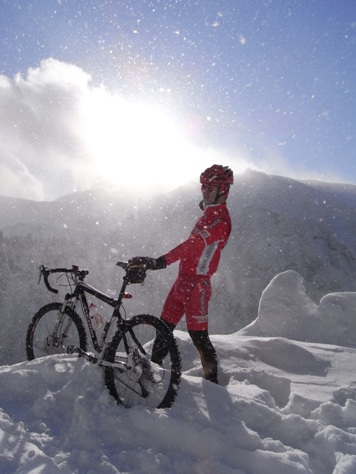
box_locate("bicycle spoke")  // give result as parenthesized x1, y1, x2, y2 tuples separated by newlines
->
(105, 315, 181, 408)
(26, 303, 87, 360)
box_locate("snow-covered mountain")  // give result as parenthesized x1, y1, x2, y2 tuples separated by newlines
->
(1, 169, 356, 364)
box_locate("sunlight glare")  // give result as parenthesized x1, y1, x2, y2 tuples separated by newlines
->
(77, 89, 209, 195)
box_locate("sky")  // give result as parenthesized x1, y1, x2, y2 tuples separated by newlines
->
(0, 0, 355, 200)
(1, 269, 356, 473)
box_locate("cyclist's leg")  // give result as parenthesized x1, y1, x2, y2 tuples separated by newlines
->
(151, 280, 183, 365)
(186, 278, 218, 383)
(185, 278, 212, 332)
(188, 329, 218, 384)
(160, 278, 186, 327)
(151, 320, 176, 365)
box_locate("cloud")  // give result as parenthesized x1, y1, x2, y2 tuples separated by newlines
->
(0, 150, 44, 200)
(0, 59, 94, 200)
(255, 145, 348, 185)
(0, 58, 256, 201)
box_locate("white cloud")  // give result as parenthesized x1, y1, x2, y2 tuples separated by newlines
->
(0, 58, 256, 201)
(0, 59, 94, 200)
(0, 150, 44, 200)
(252, 144, 348, 185)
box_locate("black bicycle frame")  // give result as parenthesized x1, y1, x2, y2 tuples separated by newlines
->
(65, 277, 130, 354)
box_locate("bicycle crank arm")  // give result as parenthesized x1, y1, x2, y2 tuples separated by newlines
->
(98, 359, 126, 372)
(67, 345, 98, 364)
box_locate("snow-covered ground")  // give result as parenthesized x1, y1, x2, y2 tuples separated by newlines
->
(1, 270, 356, 474)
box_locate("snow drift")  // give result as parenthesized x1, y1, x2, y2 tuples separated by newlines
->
(1, 270, 356, 474)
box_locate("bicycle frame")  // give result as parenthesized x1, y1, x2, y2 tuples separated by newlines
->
(61, 273, 132, 357)
(36, 263, 151, 369)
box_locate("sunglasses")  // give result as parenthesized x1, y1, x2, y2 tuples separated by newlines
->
(201, 184, 218, 192)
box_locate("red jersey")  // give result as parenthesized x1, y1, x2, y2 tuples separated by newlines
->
(164, 203, 232, 278)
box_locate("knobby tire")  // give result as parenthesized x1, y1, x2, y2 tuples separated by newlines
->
(104, 314, 181, 409)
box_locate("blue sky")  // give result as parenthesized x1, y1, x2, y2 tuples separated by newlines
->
(0, 0, 355, 199)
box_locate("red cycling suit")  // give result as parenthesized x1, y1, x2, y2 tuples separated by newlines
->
(160, 203, 232, 331)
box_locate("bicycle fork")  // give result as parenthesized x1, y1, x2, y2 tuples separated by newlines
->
(46, 308, 74, 350)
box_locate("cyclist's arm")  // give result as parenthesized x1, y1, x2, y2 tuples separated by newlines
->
(164, 218, 230, 265)
(131, 215, 230, 270)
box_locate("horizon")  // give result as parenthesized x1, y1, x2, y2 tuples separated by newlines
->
(2, 167, 356, 204)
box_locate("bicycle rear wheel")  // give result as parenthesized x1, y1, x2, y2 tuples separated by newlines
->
(26, 302, 87, 360)
(104, 314, 181, 409)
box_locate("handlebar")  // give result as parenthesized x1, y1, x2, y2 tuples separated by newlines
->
(38, 265, 89, 294)
(38, 260, 146, 294)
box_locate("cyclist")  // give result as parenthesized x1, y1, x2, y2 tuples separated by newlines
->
(130, 164, 233, 384)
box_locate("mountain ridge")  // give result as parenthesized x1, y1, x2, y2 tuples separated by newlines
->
(1, 170, 356, 363)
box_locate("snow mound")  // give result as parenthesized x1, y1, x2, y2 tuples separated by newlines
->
(240, 270, 356, 347)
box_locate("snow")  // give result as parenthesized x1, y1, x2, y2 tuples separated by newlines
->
(1, 270, 356, 473)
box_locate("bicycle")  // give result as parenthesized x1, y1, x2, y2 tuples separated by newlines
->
(26, 262, 182, 409)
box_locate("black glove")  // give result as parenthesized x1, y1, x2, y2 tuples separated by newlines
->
(128, 256, 167, 270)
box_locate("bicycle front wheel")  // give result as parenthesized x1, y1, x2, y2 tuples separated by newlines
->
(26, 302, 87, 360)
(104, 315, 181, 409)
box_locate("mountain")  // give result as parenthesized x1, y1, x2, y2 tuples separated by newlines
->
(1, 170, 356, 364)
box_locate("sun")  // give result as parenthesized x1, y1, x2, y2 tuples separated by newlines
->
(76, 88, 209, 195)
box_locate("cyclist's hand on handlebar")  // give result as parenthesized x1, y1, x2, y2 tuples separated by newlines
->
(129, 256, 167, 270)
(128, 257, 153, 269)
